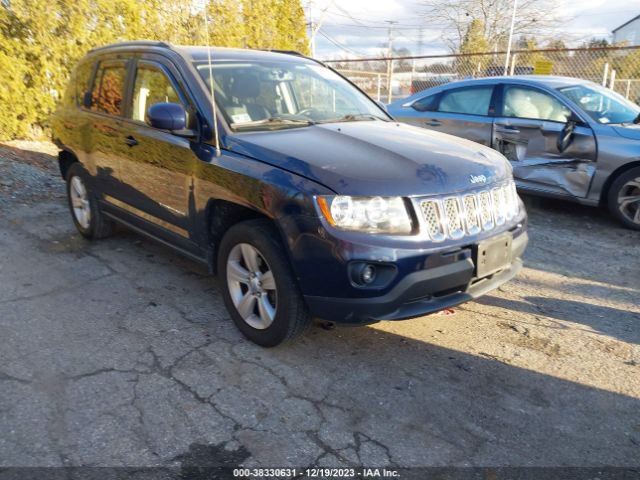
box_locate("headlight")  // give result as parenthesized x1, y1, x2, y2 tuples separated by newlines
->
(316, 196, 414, 234)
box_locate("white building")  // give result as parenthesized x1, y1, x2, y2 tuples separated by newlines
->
(613, 15, 640, 46)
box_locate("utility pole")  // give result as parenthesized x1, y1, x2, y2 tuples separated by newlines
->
(309, 2, 316, 58)
(385, 20, 397, 103)
(503, 0, 518, 75)
(308, 0, 335, 58)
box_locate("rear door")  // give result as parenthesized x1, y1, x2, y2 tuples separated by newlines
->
(85, 58, 132, 200)
(399, 85, 496, 146)
(493, 84, 597, 198)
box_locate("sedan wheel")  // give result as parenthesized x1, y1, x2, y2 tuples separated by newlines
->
(617, 176, 640, 226)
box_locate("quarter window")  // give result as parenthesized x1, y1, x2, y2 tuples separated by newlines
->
(130, 65, 182, 123)
(91, 63, 127, 116)
(438, 86, 493, 115)
(412, 94, 437, 112)
(503, 86, 571, 122)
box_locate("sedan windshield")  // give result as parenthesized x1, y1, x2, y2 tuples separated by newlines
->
(558, 83, 640, 124)
(194, 60, 388, 131)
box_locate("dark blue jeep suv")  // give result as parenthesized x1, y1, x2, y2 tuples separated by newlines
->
(51, 41, 528, 346)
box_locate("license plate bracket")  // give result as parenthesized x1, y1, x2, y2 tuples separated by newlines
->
(475, 233, 512, 278)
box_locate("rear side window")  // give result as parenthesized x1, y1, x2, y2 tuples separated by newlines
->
(91, 62, 127, 116)
(437, 86, 493, 115)
(130, 65, 182, 122)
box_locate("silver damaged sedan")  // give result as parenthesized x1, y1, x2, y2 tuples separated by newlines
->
(388, 76, 640, 229)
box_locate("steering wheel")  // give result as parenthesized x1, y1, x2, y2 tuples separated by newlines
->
(297, 107, 317, 118)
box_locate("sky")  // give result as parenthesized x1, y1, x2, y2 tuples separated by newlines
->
(307, 0, 640, 59)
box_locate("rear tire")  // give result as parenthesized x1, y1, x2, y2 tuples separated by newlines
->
(218, 219, 311, 347)
(607, 167, 640, 230)
(65, 163, 114, 240)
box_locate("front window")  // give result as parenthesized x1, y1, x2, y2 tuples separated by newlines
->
(194, 60, 388, 131)
(558, 83, 640, 124)
(130, 64, 182, 123)
(503, 86, 571, 123)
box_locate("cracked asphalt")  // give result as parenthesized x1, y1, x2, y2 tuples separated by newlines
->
(0, 142, 639, 469)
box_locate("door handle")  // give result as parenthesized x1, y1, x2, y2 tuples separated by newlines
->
(495, 126, 520, 134)
(425, 119, 441, 126)
(124, 135, 139, 147)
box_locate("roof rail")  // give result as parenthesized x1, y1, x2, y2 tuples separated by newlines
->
(261, 49, 306, 57)
(88, 40, 172, 54)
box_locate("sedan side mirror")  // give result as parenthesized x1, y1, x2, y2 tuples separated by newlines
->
(557, 120, 576, 153)
(147, 102, 188, 132)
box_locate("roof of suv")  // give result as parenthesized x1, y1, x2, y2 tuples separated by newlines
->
(88, 41, 315, 64)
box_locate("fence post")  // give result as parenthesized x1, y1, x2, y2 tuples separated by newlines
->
(386, 58, 394, 103)
(610, 69, 616, 90)
(602, 63, 609, 86)
(377, 74, 382, 102)
(509, 54, 517, 76)
(409, 59, 415, 86)
(625, 79, 631, 99)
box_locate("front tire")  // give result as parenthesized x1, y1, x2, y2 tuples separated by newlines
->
(608, 167, 640, 230)
(65, 163, 114, 239)
(218, 219, 311, 347)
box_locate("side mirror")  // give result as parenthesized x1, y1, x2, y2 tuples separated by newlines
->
(82, 91, 92, 108)
(567, 111, 583, 124)
(147, 102, 187, 131)
(557, 119, 576, 153)
(376, 100, 388, 112)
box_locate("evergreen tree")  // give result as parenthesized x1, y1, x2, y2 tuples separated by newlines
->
(457, 19, 490, 77)
(208, 0, 246, 48)
(0, 0, 309, 140)
(274, 0, 309, 54)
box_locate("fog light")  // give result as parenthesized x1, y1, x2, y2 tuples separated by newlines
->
(360, 264, 376, 284)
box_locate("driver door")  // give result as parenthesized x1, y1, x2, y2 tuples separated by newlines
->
(493, 84, 597, 198)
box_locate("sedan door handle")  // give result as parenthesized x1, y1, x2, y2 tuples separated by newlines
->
(425, 119, 441, 126)
(124, 135, 139, 147)
(495, 126, 520, 134)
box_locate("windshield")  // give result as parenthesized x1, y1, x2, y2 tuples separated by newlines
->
(194, 60, 388, 131)
(558, 83, 640, 124)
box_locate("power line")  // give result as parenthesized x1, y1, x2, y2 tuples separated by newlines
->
(316, 29, 370, 57)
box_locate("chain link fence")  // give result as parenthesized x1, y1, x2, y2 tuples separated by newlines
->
(325, 46, 640, 104)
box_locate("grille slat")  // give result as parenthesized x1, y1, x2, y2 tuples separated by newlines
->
(420, 200, 446, 242)
(443, 197, 464, 239)
(418, 181, 519, 241)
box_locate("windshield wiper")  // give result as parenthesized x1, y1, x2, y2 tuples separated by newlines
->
(232, 117, 315, 130)
(318, 113, 389, 124)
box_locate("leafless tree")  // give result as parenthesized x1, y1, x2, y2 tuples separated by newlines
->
(420, 0, 567, 52)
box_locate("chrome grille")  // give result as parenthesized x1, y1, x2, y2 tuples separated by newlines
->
(492, 187, 506, 226)
(419, 200, 446, 242)
(417, 181, 519, 241)
(443, 198, 464, 239)
(478, 191, 494, 230)
(462, 195, 481, 235)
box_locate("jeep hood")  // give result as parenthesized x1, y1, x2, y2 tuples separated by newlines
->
(226, 121, 511, 196)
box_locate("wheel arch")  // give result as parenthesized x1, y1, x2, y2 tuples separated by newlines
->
(58, 148, 79, 180)
(205, 199, 286, 275)
(600, 160, 640, 207)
